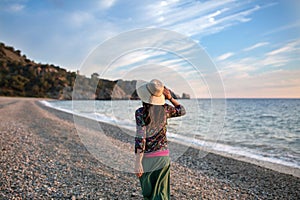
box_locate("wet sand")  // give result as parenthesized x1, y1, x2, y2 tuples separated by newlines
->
(0, 97, 299, 199)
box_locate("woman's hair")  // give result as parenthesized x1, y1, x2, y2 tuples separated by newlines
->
(142, 102, 165, 126)
(142, 102, 152, 126)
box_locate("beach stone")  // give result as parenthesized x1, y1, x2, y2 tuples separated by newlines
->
(0, 98, 299, 199)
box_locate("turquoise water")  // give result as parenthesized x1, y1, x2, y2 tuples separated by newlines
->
(42, 99, 300, 169)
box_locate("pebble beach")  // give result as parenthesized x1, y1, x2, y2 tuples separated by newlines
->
(0, 97, 299, 199)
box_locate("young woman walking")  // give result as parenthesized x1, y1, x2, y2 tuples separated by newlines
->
(135, 79, 186, 199)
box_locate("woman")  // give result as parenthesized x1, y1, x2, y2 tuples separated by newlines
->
(135, 79, 186, 199)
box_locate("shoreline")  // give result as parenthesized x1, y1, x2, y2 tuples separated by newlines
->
(186, 141, 300, 178)
(40, 98, 300, 178)
(1, 97, 299, 199)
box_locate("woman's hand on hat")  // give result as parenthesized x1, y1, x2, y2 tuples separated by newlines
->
(163, 87, 172, 100)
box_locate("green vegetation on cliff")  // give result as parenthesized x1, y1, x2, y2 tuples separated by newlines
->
(0, 42, 189, 100)
(0, 42, 77, 98)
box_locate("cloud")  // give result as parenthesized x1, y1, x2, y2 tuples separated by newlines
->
(109, 50, 166, 70)
(6, 3, 25, 12)
(262, 39, 300, 67)
(218, 38, 300, 75)
(221, 69, 300, 98)
(217, 52, 234, 61)
(217, 58, 256, 80)
(266, 40, 300, 56)
(243, 42, 269, 51)
(263, 21, 300, 36)
(215, 38, 300, 97)
(68, 11, 95, 28)
(99, 0, 117, 9)
(0, 0, 272, 72)
(146, 0, 229, 26)
(142, 0, 265, 37)
(76, 27, 224, 98)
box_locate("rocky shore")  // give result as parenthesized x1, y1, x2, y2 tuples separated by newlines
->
(0, 97, 299, 199)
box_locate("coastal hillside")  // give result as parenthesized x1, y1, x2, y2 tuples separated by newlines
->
(0, 42, 77, 99)
(0, 42, 189, 100)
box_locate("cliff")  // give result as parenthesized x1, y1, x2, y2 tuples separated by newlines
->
(0, 42, 190, 100)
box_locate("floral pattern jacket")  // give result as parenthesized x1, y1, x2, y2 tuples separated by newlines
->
(135, 104, 186, 154)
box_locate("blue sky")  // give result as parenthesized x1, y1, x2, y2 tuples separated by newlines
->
(0, 0, 299, 98)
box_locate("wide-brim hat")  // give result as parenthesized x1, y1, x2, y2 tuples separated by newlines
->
(136, 79, 165, 105)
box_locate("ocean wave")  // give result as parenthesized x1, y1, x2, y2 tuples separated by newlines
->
(40, 100, 300, 170)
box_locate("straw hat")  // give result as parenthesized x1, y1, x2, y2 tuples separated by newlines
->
(136, 79, 165, 105)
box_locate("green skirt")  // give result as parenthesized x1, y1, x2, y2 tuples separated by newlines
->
(139, 156, 170, 200)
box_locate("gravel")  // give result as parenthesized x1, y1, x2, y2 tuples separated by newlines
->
(0, 97, 299, 199)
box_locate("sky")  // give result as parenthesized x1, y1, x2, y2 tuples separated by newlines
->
(0, 0, 300, 98)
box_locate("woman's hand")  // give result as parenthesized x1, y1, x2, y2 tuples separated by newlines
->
(135, 161, 144, 178)
(164, 87, 180, 106)
(163, 87, 172, 100)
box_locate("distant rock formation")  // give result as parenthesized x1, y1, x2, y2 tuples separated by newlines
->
(112, 79, 138, 100)
(182, 93, 191, 99)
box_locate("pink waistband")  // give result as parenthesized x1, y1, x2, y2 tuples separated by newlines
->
(144, 149, 169, 158)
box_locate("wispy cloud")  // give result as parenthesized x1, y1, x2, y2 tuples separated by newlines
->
(217, 52, 234, 61)
(261, 39, 300, 67)
(217, 58, 256, 79)
(142, 0, 265, 37)
(68, 11, 95, 28)
(266, 40, 300, 56)
(263, 21, 300, 36)
(243, 42, 269, 51)
(6, 3, 25, 12)
(221, 69, 300, 98)
(145, 0, 232, 27)
(214, 38, 300, 97)
(99, 0, 117, 10)
(218, 38, 300, 75)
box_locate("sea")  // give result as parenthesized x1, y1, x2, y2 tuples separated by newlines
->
(41, 99, 300, 170)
